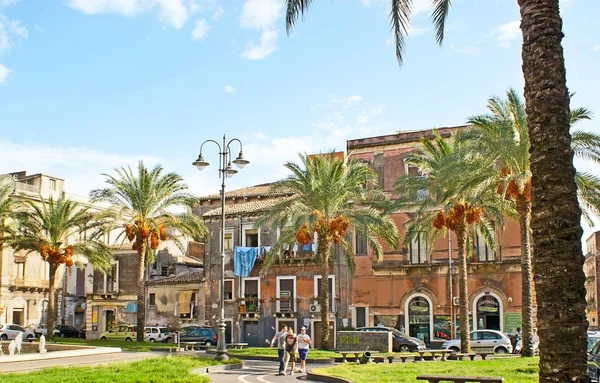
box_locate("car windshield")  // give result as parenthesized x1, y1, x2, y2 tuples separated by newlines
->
(158, 328, 169, 333)
(588, 336, 600, 352)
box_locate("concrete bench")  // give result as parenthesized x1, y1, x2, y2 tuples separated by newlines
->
(338, 351, 379, 363)
(477, 352, 492, 360)
(456, 353, 476, 361)
(227, 343, 248, 349)
(386, 355, 412, 363)
(417, 375, 503, 383)
(417, 349, 454, 361)
(181, 342, 202, 351)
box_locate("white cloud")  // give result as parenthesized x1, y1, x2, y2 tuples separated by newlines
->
(0, 140, 166, 197)
(212, 4, 224, 20)
(450, 44, 479, 55)
(594, 44, 600, 51)
(357, 105, 386, 126)
(224, 85, 236, 93)
(1, 0, 20, 7)
(0, 13, 28, 54)
(239, 0, 283, 29)
(192, 19, 210, 40)
(66, 0, 189, 29)
(495, 20, 520, 48)
(241, 29, 279, 60)
(330, 95, 363, 109)
(0, 63, 9, 82)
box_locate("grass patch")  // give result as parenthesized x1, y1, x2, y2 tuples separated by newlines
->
(50, 338, 175, 352)
(226, 347, 337, 360)
(314, 357, 539, 383)
(1, 355, 239, 383)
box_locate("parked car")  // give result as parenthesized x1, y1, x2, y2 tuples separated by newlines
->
(355, 326, 426, 352)
(589, 338, 600, 382)
(0, 324, 36, 341)
(178, 326, 218, 346)
(145, 326, 174, 343)
(441, 330, 513, 354)
(589, 331, 600, 353)
(100, 324, 137, 341)
(28, 323, 47, 338)
(53, 324, 83, 338)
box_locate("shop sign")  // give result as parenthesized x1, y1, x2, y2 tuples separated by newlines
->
(477, 297, 499, 313)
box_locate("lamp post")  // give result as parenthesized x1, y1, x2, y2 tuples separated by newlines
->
(193, 134, 249, 361)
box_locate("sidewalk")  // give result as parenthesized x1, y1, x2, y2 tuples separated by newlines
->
(0, 351, 163, 374)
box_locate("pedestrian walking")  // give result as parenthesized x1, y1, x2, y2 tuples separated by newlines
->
(296, 326, 311, 373)
(270, 324, 288, 376)
(283, 328, 298, 375)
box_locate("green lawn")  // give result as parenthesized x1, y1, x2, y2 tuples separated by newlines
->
(226, 347, 338, 360)
(50, 337, 176, 352)
(314, 357, 539, 383)
(1, 356, 239, 383)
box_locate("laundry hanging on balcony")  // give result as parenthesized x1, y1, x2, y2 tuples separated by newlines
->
(234, 246, 259, 277)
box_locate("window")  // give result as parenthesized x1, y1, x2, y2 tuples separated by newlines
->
(224, 279, 234, 301)
(49, 179, 56, 190)
(223, 231, 234, 252)
(104, 261, 119, 293)
(161, 266, 168, 276)
(410, 234, 428, 264)
(76, 268, 85, 296)
(314, 275, 335, 311)
(355, 307, 367, 328)
(476, 231, 495, 262)
(177, 291, 192, 317)
(149, 293, 156, 306)
(355, 231, 368, 256)
(244, 228, 259, 247)
(277, 277, 296, 312)
(243, 278, 259, 299)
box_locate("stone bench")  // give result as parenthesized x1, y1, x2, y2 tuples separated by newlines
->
(417, 375, 504, 383)
(456, 353, 476, 361)
(417, 349, 454, 361)
(338, 351, 378, 363)
(227, 343, 248, 349)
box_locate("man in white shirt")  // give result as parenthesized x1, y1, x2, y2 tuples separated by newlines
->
(296, 326, 312, 373)
(270, 324, 288, 376)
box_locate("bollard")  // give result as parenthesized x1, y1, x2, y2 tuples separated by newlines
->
(359, 351, 372, 364)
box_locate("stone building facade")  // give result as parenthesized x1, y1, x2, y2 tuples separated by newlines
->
(347, 127, 525, 344)
(195, 184, 353, 348)
(584, 231, 600, 330)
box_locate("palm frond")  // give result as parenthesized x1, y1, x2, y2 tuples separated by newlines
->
(285, 0, 313, 35)
(431, 0, 451, 44)
(390, 0, 412, 65)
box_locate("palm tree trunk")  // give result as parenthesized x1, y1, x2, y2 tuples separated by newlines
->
(517, 196, 534, 357)
(319, 238, 331, 350)
(136, 240, 147, 342)
(46, 262, 57, 338)
(518, 0, 588, 380)
(456, 224, 470, 353)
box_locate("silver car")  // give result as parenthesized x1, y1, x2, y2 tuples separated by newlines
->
(0, 324, 36, 341)
(441, 329, 513, 354)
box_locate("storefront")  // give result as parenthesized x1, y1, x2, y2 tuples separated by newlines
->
(474, 294, 502, 331)
(406, 296, 432, 344)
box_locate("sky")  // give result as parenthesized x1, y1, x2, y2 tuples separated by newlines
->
(0, 0, 599, 236)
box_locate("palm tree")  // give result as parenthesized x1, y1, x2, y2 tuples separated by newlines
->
(0, 176, 17, 249)
(463, 89, 597, 357)
(393, 131, 510, 353)
(285, 2, 587, 379)
(90, 162, 207, 341)
(257, 153, 399, 349)
(8, 196, 113, 336)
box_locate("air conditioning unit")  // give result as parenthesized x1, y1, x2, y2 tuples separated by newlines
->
(453, 297, 459, 306)
(310, 304, 321, 313)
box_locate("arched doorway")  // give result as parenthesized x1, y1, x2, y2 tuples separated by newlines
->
(406, 296, 432, 344)
(474, 294, 501, 331)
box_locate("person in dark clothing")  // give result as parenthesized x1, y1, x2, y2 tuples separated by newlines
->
(283, 328, 298, 375)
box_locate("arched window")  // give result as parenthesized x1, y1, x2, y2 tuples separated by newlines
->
(408, 296, 431, 344)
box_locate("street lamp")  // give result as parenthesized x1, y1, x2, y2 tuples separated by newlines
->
(193, 134, 249, 361)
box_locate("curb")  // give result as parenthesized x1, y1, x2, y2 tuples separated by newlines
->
(306, 372, 354, 383)
(192, 362, 245, 375)
(210, 354, 335, 364)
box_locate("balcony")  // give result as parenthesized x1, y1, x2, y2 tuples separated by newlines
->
(238, 298, 261, 321)
(14, 182, 41, 194)
(8, 277, 49, 291)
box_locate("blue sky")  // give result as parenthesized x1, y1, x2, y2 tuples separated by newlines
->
(0, 0, 599, 232)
